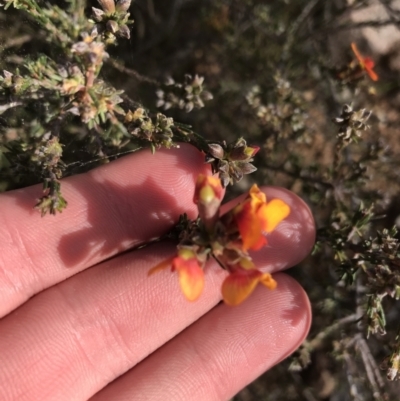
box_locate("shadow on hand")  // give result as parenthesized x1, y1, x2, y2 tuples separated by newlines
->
(10, 145, 205, 270)
(57, 174, 185, 268)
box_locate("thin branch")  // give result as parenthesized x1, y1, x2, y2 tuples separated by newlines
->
(325, 19, 400, 33)
(356, 334, 386, 400)
(281, 0, 321, 62)
(106, 58, 160, 85)
(1, 34, 31, 50)
(262, 164, 333, 189)
(303, 314, 359, 352)
(0, 102, 22, 115)
(343, 349, 366, 401)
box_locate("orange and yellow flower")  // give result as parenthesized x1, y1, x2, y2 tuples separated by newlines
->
(222, 267, 277, 306)
(149, 180, 290, 306)
(351, 42, 378, 82)
(149, 248, 204, 301)
(233, 184, 290, 251)
(193, 174, 224, 205)
(220, 257, 277, 306)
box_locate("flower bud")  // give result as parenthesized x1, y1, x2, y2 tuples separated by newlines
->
(92, 7, 105, 21)
(238, 161, 257, 175)
(244, 145, 260, 158)
(230, 144, 259, 161)
(194, 175, 224, 232)
(97, 0, 115, 13)
(116, 0, 131, 12)
(208, 143, 225, 160)
(118, 25, 131, 39)
(106, 20, 119, 34)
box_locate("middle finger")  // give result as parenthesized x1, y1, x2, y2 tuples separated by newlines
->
(0, 242, 224, 401)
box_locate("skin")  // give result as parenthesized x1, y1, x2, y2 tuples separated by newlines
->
(0, 144, 315, 401)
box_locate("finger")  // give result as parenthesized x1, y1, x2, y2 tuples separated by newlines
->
(91, 274, 311, 401)
(0, 188, 314, 401)
(0, 242, 225, 401)
(0, 144, 210, 317)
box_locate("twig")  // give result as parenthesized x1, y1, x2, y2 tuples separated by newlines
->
(1, 34, 31, 50)
(325, 19, 400, 33)
(343, 349, 365, 401)
(355, 334, 386, 400)
(281, 0, 321, 62)
(303, 314, 358, 352)
(262, 164, 333, 189)
(0, 102, 22, 115)
(106, 58, 160, 85)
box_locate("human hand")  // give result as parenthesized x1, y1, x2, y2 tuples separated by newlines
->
(0, 144, 315, 401)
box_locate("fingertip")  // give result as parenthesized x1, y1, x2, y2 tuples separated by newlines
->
(253, 186, 316, 272)
(221, 272, 311, 364)
(269, 273, 312, 360)
(89, 272, 311, 401)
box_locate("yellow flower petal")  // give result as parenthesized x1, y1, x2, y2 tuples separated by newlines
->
(173, 250, 205, 301)
(176, 261, 204, 301)
(260, 199, 290, 233)
(260, 273, 277, 290)
(249, 184, 266, 203)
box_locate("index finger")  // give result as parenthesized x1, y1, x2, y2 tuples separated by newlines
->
(0, 144, 211, 317)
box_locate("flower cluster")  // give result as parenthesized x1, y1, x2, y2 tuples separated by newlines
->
(205, 138, 259, 187)
(333, 104, 372, 144)
(150, 175, 290, 306)
(156, 74, 213, 113)
(91, 0, 132, 43)
(125, 108, 175, 150)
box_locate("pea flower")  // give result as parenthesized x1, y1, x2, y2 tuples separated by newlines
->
(221, 260, 277, 306)
(233, 184, 290, 251)
(351, 42, 378, 82)
(149, 175, 291, 305)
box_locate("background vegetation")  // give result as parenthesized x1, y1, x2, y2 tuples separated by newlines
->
(1, 0, 400, 399)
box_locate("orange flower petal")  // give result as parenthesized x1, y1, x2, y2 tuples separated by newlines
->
(351, 42, 364, 66)
(364, 58, 375, 69)
(176, 260, 204, 301)
(260, 273, 277, 290)
(222, 269, 267, 306)
(234, 200, 266, 250)
(260, 199, 291, 233)
(173, 252, 204, 301)
(234, 187, 290, 250)
(249, 184, 266, 203)
(351, 43, 379, 81)
(365, 65, 378, 81)
(194, 174, 224, 204)
(148, 256, 174, 276)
